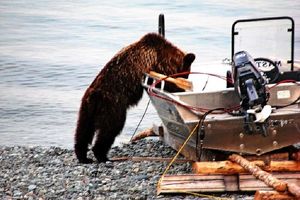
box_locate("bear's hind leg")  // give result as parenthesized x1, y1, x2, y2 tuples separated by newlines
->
(75, 115, 95, 163)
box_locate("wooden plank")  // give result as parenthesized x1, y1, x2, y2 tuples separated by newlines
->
(254, 190, 297, 200)
(193, 160, 264, 174)
(193, 161, 300, 175)
(157, 173, 300, 195)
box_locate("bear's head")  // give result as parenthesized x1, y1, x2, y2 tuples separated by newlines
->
(140, 33, 195, 78)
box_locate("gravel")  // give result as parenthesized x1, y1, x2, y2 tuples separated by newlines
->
(0, 139, 253, 199)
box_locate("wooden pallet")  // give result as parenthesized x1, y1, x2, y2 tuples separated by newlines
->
(158, 154, 300, 199)
(157, 173, 300, 195)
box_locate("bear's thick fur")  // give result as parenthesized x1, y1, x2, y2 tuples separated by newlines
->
(75, 33, 195, 163)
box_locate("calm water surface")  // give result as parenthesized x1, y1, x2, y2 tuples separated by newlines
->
(0, 0, 299, 148)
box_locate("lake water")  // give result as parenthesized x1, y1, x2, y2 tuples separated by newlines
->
(0, 0, 299, 149)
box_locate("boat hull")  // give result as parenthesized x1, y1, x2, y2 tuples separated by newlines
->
(144, 77, 300, 160)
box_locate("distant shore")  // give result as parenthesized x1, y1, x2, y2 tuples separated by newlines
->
(0, 139, 252, 199)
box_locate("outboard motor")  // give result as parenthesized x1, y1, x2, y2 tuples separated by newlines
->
(232, 51, 271, 136)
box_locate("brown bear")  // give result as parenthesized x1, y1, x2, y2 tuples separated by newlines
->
(75, 33, 195, 163)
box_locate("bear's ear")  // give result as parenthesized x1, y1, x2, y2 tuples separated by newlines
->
(183, 53, 196, 68)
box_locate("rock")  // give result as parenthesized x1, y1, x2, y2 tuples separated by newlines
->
(102, 185, 110, 192)
(110, 185, 117, 191)
(147, 166, 155, 173)
(109, 193, 118, 199)
(28, 184, 37, 191)
(13, 190, 22, 197)
(133, 167, 140, 173)
(133, 175, 148, 181)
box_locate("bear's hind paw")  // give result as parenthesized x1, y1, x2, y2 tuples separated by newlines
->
(78, 158, 94, 164)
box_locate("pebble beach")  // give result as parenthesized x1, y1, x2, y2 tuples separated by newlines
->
(0, 139, 253, 200)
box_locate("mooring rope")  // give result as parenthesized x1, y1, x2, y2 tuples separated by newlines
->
(129, 98, 151, 142)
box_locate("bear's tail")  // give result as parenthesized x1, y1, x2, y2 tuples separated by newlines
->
(74, 97, 96, 163)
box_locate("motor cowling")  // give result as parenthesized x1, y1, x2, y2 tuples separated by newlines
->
(232, 51, 268, 111)
(232, 51, 270, 136)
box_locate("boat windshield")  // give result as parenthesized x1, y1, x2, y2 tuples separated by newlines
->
(232, 17, 294, 72)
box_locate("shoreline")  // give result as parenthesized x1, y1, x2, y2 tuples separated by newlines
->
(0, 139, 252, 199)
